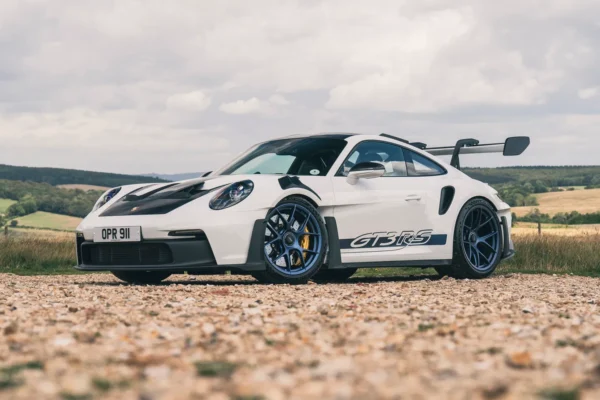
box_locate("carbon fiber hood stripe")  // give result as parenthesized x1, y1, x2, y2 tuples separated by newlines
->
(100, 180, 218, 216)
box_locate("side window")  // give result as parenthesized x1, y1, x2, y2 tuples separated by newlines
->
(338, 141, 408, 177)
(405, 149, 446, 176)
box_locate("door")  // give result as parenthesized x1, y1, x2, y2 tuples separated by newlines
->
(332, 140, 450, 264)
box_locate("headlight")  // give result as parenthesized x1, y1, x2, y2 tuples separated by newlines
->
(92, 187, 121, 212)
(209, 181, 254, 210)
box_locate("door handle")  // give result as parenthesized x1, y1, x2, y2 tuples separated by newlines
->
(405, 195, 422, 202)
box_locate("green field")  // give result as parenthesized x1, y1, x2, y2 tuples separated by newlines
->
(10, 211, 82, 231)
(0, 233, 598, 277)
(0, 198, 16, 214)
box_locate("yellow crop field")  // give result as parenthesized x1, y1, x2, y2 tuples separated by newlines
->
(512, 222, 600, 236)
(513, 188, 600, 217)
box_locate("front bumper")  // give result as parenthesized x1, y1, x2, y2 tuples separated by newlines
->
(75, 220, 267, 273)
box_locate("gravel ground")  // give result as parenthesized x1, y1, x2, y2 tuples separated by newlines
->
(0, 273, 599, 400)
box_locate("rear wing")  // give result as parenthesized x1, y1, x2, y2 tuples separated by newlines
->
(380, 134, 530, 170)
(424, 137, 530, 170)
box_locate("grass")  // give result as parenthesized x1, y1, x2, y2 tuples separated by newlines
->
(194, 361, 238, 378)
(0, 198, 16, 214)
(0, 237, 80, 275)
(10, 211, 82, 231)
(513, 188, 600, 217)
(5, 227, 74, 240)
(0, 234, 598, 277)
(0, 361, 44, 391)
(356, 234, 600, 279)
(538, 388, 580, 400)
(501, 234, 600, 276)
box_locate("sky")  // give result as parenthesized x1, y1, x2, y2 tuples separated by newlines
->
(1, 0, 599, 174)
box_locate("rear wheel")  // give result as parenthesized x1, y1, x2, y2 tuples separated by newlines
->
(443, 199, 503, 279)
(111, 271, 171, 284)
(252, 197, 327, 284)
(312, 268, 357, 283)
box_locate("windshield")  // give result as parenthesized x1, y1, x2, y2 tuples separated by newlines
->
(218, 137, 348, 176)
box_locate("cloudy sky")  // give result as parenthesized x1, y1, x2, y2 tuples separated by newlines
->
(1, 0, 599, 174)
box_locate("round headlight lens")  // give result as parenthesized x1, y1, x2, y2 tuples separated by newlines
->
(210, 181, 254, 210)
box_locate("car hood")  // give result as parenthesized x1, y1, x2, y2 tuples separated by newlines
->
(99, 175, 255, 217)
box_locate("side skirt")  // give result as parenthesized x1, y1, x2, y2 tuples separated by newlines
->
(340, 260, 453, 269)
(324, 217, 453, 270)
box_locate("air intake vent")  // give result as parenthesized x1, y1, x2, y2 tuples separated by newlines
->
(81, 243, 173, 266)
(439, 186, 455, 215)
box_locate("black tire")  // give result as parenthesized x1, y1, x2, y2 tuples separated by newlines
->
(445, 198, 503, 279)
(111, 271, 171, 284)
(312, 267, 357, 283)
(434, 266, 452, 277)
(253, 196, 328, 284)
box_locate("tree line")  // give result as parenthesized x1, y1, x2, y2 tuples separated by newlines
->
(463, 165, 600, 187)
(0, 180, 102, 218)
(1, 165, 599, 223)
(0, 164, 166, 187)
(517, 209, 600, 225)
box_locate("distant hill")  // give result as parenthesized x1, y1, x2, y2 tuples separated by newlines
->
(463, 166, 600, 186)
(143, 172, 207, 182)
(0, 164, 167, 187)
(2, 162, 598, 191)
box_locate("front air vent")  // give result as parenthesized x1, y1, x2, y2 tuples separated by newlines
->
(168, 230, 207, 239)
(81, 243, 173, 266)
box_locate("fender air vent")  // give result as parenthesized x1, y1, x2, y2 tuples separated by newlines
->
(439, 186, 455, 215)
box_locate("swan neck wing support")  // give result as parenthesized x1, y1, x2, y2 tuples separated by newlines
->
(420, 136, 530, 170)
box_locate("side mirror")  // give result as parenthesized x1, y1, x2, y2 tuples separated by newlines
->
(346, 162, 385, 185)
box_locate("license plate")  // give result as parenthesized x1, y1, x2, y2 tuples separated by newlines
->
(94, 227, 141, 242)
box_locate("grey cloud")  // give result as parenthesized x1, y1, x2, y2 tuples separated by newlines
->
(1, 0, 599, 173)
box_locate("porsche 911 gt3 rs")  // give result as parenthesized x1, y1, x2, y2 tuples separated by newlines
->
(75, 133, 530, 284)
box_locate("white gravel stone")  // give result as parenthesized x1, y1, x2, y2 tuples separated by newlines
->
(0, 273, 598, 399)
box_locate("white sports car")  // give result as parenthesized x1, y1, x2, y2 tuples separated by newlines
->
(75, 133, 530, 284)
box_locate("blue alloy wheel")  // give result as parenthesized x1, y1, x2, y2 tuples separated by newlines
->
(461, 205, 501, 272)
(264, 203, 323, 277)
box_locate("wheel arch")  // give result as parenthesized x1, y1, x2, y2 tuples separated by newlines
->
(271, 189, 321, 209)
(280, 193, 319, 209)
(448, 195, 500, 254)
(448, 195, 504, 278)
(467, 195, 498, 212)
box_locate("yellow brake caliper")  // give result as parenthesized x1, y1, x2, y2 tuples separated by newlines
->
(295, 226, 310, 266)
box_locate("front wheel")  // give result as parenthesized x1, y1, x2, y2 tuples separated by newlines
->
(445, 199, 503, 279)
(111, 271, 171, 284)
(252, 197, 328, 284)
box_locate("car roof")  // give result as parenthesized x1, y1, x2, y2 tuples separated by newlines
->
(282, 132, 358, 140)
(281, 132, 415, 144)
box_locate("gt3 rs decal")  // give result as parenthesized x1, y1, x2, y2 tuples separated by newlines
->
(340, 230, 447, 250)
